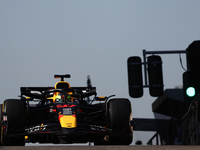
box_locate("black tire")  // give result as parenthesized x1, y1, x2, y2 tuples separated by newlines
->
(0, 104, 2, 146)
(108, 98, 133, 145)
(1, 99, 25, 146)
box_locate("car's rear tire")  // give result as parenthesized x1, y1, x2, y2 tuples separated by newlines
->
(108, 98, 133, 145)
(0, 104, 2, 146)
(1, 99, 25, 146)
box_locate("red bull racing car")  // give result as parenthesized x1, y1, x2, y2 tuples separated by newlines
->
(0, 74, 132, 146)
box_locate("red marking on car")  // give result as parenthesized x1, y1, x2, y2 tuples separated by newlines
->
(56, 104, 76, 108)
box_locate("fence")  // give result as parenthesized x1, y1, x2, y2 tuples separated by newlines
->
(147, 94, 200, 145)
(181, 94, 200, 145)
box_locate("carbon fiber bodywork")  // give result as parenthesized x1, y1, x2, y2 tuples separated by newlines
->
(1, 75, 132, 145)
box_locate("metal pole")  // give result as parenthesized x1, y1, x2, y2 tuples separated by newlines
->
(145, 50, 186, 55)
(143, 49, 148, 86)
(140, 49, 188, 88)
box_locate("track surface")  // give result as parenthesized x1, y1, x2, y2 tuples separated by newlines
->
(0, 146, 200, 150)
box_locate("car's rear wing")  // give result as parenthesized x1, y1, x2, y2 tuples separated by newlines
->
(20, 87, 97, 100)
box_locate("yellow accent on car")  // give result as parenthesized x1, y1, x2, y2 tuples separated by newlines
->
(55, 81, 70, 89)
(98, 97, 105, 99)
(40, 124, 43, 130)
(60, 115, 77, 128)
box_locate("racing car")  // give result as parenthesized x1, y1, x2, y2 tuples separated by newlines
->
(0, 74, 132, 146)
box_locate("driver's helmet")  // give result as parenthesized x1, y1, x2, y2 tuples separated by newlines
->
(55, 93, 71, 103)
(55, 93, 63, 103)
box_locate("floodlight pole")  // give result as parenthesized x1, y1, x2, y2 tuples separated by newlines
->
(142, 49, 187, 87)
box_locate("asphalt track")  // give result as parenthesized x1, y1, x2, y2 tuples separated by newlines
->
(1, 146, 200, 150)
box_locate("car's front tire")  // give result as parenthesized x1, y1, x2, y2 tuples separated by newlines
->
(94, 98, 133, 145)
(108, 98, 133, 145)
(1, 99, 25, 146)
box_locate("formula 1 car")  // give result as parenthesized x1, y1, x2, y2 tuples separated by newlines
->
(0, 74, 132, 146)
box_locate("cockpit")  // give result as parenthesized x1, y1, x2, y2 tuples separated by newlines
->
(53, 74, 73, 103)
